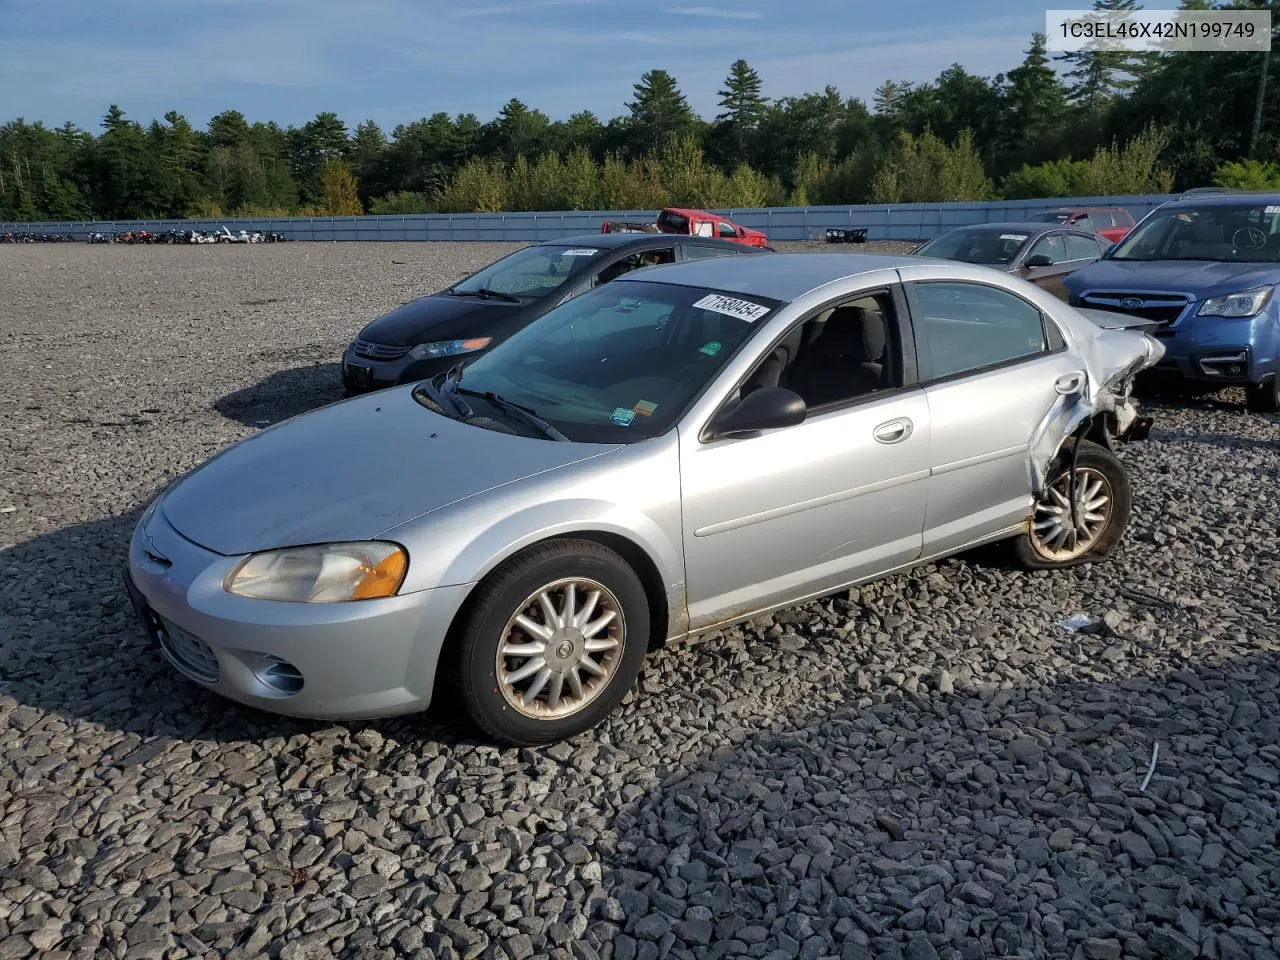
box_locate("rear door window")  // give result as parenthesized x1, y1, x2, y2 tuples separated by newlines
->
(1027, 233, 1067, 264)
(1064, 233, 1102, 260)
(908, 281, 1057, 381)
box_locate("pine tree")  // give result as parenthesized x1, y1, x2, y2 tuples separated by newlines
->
(1055, 0, 1152, 109)
(715, 60, 767, 158)
(1005, 33, 1069, 159)
(626, 69, 695, 156)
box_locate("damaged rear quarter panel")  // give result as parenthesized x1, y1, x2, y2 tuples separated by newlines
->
(1028, 307, 1166, 493)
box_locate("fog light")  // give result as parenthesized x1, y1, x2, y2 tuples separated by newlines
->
(251, 655, 304, 694)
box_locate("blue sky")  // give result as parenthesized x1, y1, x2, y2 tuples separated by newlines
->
(0, 0, 1172, 132)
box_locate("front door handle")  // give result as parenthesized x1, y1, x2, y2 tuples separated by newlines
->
(1055, 371, 1086, 395)
(874, 417, 913, 444)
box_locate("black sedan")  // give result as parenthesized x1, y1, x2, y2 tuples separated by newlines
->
(342, 233, 769, 395)
(912, 221, 1109, 301)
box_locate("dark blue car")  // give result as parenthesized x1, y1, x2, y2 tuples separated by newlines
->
(1063, 193, 1280, 411)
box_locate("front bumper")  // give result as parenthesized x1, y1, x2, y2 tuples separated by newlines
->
(1146, 315, 1274, 386)
(341, 344, 458, 396)
(125, 506, 473, 719)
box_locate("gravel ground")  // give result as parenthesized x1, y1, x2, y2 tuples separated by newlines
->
(2, 242, 1279, 960)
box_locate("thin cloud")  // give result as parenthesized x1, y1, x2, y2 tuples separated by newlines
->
(455, 0, 601, 16)
(666, 5, 764, 19)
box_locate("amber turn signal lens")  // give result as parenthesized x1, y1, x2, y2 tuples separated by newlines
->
(352, 548, 409, 600)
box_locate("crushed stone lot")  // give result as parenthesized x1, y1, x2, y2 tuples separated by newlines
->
(2, 241, 1279, 960)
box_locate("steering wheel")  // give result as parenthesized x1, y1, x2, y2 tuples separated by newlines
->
(1233, 226, 1267, 250)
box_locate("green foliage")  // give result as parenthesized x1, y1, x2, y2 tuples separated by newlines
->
(626, 70, 696, 157)
(870, 129, 993, 202)
(368, 191, 432, 215)
(1079, 124, 1174, 195)
(1, 46, 1269, 223)
(1000, 159, 1093, 199)
(1055, 0, 1154, 109)
(321, 160, 363, 215)
(437, 156, 508, 213)
(1213, 159, 1280, 191)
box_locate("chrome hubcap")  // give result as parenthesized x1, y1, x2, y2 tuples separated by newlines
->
(496, 578, 625, 720)
(1030, 466, 1113, 561)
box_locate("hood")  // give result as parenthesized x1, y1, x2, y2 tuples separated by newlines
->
(159, 389, 617, 556)
(1065, 258, 1280, 299)
(358, 294, 537, 346)
(1075, 307, 1159, 333)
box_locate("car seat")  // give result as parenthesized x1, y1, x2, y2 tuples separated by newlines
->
(786, 305, 886, 407)
(741, 325, 808, 395)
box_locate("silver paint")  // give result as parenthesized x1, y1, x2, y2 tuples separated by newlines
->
(129, 254, 1163, 720)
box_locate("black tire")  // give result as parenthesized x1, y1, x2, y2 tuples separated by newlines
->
(1245, 374, 1280, 413)
(1012, 439, 1132, 570)
(454, 538, 650, 746)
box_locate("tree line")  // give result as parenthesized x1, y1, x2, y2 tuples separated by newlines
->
(1, 0, 1277, 223)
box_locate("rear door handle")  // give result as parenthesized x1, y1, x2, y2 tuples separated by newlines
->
(874, 417, 913, 444)
(1055, 371, 1086, 395)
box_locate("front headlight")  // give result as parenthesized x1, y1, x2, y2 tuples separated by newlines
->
(1197, 286, 1274, 318)
(224, 541, 408, 602)
(408, 337, 492, 361)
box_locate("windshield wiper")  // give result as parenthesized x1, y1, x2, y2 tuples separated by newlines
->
(414, 377, 473, 420)
(455, 386, 569, 441)
(448, 288, 523, 304)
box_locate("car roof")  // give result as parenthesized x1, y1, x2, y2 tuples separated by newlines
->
(623, 253, 937, 302)
(939, 221, 1054, 237)
(534, 232, 749, 251)
(1165, 191, 1280, 206)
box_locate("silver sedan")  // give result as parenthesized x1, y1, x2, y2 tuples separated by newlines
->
(125, 254, 1165, 745)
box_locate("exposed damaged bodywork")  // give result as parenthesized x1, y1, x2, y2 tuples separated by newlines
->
(1029, 307, 1166, 495)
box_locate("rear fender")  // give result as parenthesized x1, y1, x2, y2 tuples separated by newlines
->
(1028, 333, 1163, 494)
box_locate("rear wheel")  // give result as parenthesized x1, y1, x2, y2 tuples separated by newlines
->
(1012, 439, 1131, 569)
(1245, 374, 1280, 413)
(454, 539, 650, 745)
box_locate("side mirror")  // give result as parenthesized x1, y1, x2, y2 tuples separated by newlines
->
(1025, 254, 1053, 268)
(707, 386, 806, 440)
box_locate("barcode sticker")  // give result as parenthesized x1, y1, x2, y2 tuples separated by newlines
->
(1000, 234, 1028, 242)
(561, 248, 599, 256)
(693, 293, 771, 322)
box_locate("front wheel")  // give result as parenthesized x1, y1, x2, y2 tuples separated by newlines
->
(1245, 374, 1280, 413)
(1012, 439, 1132, 570)
(454, 539, 650, 745)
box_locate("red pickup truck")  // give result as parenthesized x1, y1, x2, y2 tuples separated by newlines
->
(602, 207, 769, 247)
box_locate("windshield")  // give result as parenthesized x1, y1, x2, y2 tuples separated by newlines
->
(441, 279, 780, 442)
(450, 244, 601, 298)
(1028, 211, 1070, 223)
(915, 228, 1029, 265)
(1109, 201, 1280, 263)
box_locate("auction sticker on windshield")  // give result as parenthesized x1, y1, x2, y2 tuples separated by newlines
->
(1266, 206, 1280, 215)
(610, 407, 636, 426)
(561, 248, 599, 256)
(693, 293, 771, 322)
(1000, 234, 1028, 242)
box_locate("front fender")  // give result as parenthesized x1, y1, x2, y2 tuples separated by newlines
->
(387, 434, 688, 636)
(437, 496, 684, 602)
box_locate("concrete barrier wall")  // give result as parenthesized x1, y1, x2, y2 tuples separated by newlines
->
(1, 194, 1177, 243)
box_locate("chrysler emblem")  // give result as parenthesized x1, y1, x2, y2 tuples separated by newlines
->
(1120, 297, 1143, 309)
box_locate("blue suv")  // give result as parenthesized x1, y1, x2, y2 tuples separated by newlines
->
(1063, 193, 1280, 412)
